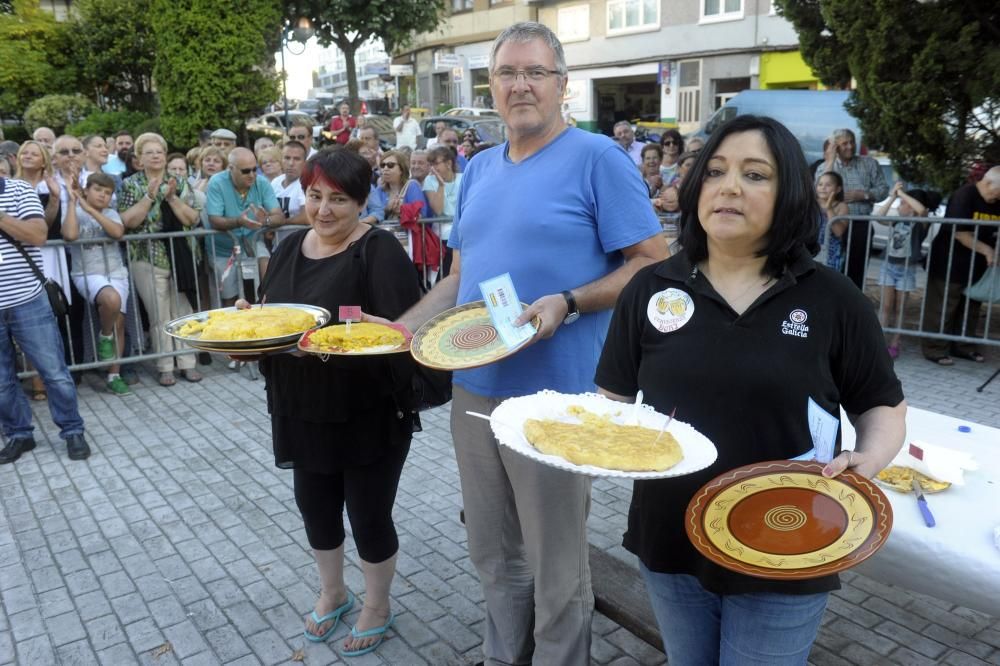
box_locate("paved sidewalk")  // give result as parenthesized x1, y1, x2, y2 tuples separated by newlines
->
(1, 339, 999, 665)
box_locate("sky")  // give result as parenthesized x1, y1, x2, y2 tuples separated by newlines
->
(278, 38, 322, 101)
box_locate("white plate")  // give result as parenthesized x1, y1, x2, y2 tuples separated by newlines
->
(488, 390, 718, 479)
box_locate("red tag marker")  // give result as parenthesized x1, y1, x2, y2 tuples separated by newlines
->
(339, 306, 362, 323)
(909, 443, 924, 461)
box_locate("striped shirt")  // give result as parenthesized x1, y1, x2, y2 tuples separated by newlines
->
(0, 178, 46, 309)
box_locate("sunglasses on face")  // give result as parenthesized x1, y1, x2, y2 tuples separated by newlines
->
(662, 140, 677, 146)
(57, 148, 84, 156)
(380, 162, 398, 169)
(236, 166, 256, 175)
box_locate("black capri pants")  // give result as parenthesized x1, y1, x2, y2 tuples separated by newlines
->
(292, 439, 411, 563)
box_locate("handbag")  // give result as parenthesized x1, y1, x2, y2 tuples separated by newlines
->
(0, 228, 69, 317)
(964, 265, 1000, 304)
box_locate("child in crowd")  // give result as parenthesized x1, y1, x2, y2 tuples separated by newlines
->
(816, 171, 849, 271)
(874, 182, 938, 359)
(61, 172, 131, 395)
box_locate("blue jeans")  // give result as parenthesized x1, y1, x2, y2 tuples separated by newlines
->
(0, 291, 85, 441)
(640, 563, 828, 666)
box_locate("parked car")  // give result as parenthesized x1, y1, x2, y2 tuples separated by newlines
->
(442, 107, 500, 118)
(360, 114, 396, 150)
(246, 111, 322, 141)
(419, 115, 507, 149)
(295, 99, 324, 121)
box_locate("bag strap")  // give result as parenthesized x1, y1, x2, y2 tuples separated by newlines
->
(0, 227, 48, 286)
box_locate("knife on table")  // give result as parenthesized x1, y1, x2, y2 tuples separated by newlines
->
(911, 478, 936, 528)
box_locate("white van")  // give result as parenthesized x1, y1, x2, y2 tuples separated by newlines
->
(693, 90, 864, 165)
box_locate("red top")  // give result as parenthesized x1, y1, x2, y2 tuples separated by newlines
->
(328, 116, 356, 144)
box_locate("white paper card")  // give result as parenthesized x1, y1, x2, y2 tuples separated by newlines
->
(478, 273, 535, 349)
(807, 397, 839, 463)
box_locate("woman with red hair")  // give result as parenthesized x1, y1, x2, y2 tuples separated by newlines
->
(250, 147, 421, 656)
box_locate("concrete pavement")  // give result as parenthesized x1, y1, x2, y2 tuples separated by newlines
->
(1, 338, 999, 665)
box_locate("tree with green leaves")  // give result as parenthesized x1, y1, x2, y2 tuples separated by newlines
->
(0, 0, 80, 119)
(283, 0, 448, 113)
(73, 0, 157, 113)
(776, 0, 999, 192)
(150, 0, 280, 147)
(24, 94, 97, 134)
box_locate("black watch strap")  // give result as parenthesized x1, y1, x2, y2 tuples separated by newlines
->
(561, 290, 579, 323)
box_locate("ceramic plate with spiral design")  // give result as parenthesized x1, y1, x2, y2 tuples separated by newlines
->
(686, 460, 893, 580)
(410, 301, 539, 371)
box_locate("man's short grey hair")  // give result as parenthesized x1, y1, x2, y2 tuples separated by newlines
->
(983, 166, 1000, 186)
(290, 115, 313, 129)
(489, 21, 567, 76)
(411, 149, 427, 159)
(613, 121, 633, 132)
(832, 128, 856, 144)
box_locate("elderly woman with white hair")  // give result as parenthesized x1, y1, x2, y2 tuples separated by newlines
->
(118, 132, 202, 386)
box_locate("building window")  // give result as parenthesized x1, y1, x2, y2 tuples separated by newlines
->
(701, 0, 743, 23)
(558, 4, 590, 43)
(607, 0, 659, 35)
(452, 0, 473, 12)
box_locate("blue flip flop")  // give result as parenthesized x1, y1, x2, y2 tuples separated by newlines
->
(304, 591, 354, 642)
(340, 613, 395, 657)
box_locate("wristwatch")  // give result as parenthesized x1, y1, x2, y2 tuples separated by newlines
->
(561, 290, 580, 324)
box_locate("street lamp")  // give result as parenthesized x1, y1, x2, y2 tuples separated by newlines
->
(280, 17, 314, 132)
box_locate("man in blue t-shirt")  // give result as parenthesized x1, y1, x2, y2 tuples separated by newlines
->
(206, 147, 281, 305)
(395, 22, 666, 666)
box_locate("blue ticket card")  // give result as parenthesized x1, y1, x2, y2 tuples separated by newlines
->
(479, 273, 536, 349)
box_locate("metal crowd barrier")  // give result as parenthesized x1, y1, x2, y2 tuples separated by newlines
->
(828, 215, 999, 348)
(14, 218, 455, 379)
(21, 214, 993, 383)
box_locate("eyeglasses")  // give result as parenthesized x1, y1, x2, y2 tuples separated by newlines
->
(492, 67, 562, 84)
(235, 166, 256, 175)
(288, 133, 308, 140)
(662, 140, 677, 146)
(380, 162, 398, 169)
(56, 148, 84, 156)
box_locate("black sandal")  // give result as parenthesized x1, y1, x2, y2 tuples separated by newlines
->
(925, 356, 954, 366)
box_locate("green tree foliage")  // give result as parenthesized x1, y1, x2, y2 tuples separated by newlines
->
(151, 0, 281, 148)
(0, 0, 81, 119)
(23, 94, 97, 134)
(73, 0, 157, 113)
(283, 0, 448, 113)
(776, 0, 1000, 192)
(67, 110, 155, 138)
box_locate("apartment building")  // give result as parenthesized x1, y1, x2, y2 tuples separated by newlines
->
(396, 0, 822, 134)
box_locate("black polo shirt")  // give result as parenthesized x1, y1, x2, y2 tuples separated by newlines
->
(595, 248, 904, 596)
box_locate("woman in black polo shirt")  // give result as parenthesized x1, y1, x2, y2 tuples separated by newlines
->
(595, 115, 906, 665)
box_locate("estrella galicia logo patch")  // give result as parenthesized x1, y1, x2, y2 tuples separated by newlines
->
(781, 308, 809, 338)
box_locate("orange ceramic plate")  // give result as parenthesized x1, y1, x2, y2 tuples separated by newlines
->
(686, 460, 892, 580)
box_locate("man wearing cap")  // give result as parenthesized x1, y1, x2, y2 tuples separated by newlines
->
(211, 129, 238, 152)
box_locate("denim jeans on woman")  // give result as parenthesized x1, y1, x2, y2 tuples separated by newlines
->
(0, 291, 85, 442)
(640, 563, 828, 666)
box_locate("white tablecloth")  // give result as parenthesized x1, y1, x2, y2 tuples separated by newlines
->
(842, 406, 1000, 616)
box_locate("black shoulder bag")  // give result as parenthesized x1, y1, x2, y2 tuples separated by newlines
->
(354, 229, 453, 420)
(0, 228, 69, 317)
